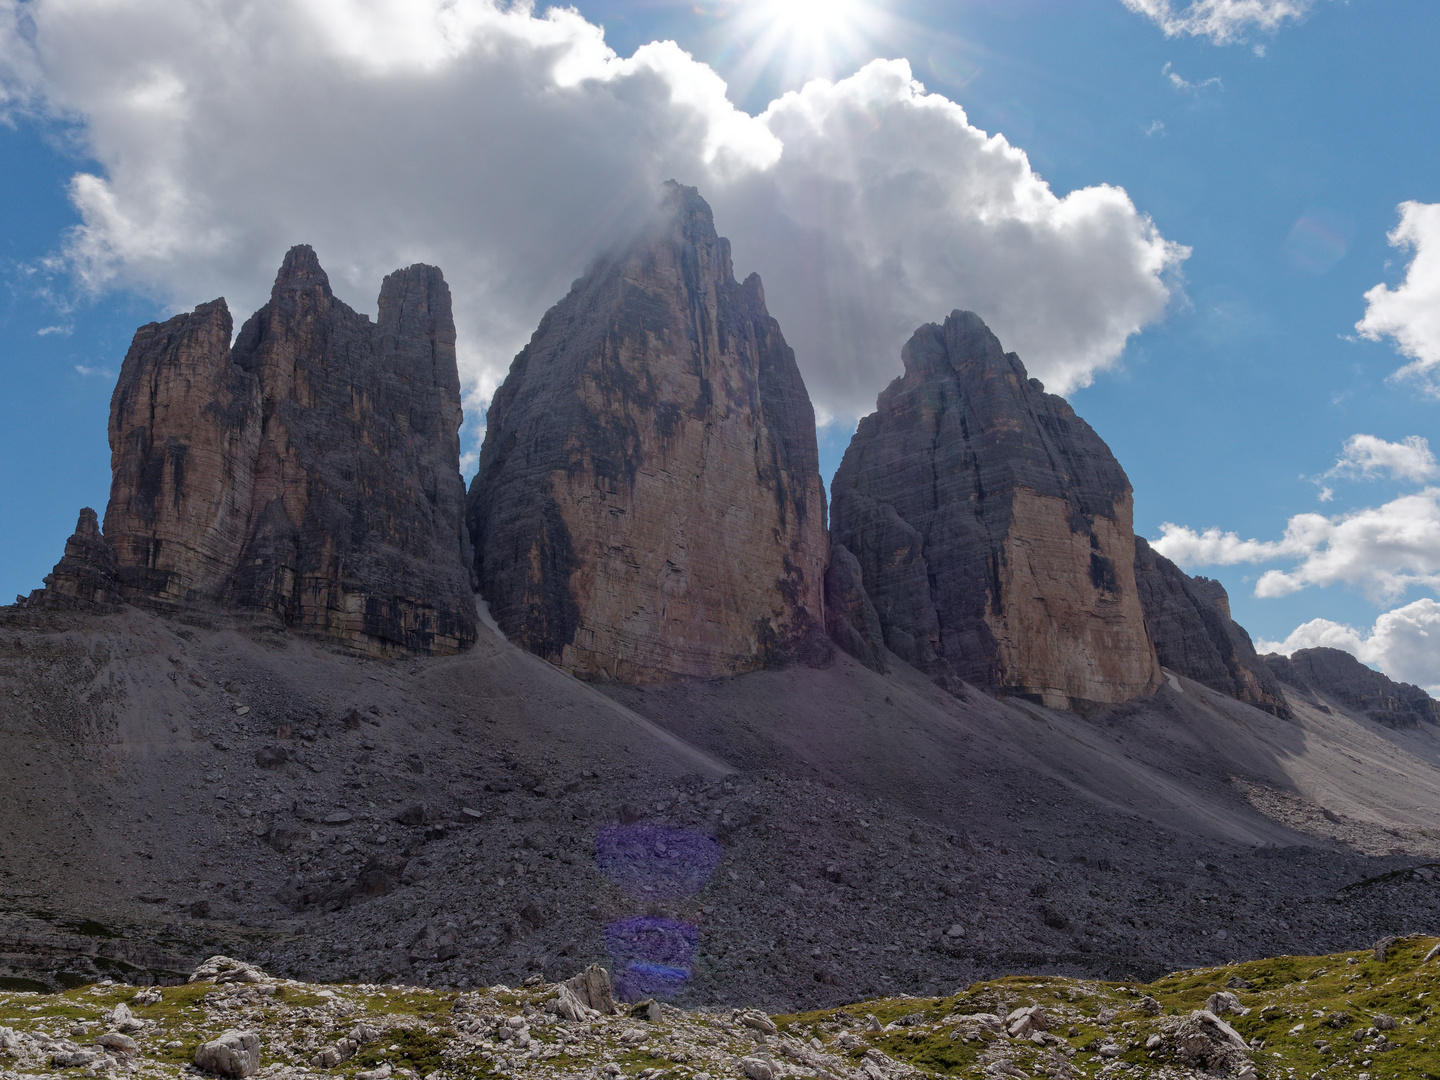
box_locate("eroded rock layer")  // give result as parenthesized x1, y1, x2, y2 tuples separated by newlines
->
(1134, 537, 1291, 717)
(1264, 647, 1440, 728)
(467, 183, 828, 682)
(830, 311, 1161, 709)
(48, 246, 476, 656)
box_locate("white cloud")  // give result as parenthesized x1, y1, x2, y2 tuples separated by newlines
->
(36, 324, 71, 336)
(1258, 597, 1440, 694)
(1162, 62, 1222, 92)
(1153, 487, 1440, 602)
(0, 0, 1185, 430)
(1357, 201, 1440, 395)
(1326, 434, 1439, 484)
(1121, 0, 1313, 43)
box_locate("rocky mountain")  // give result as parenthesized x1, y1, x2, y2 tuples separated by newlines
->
(1264, 647, 1440, 728)
(34, 246, 476, 657)
(1133, 537, 1290, 718)
(466, 182, 828, 683)
(829, 311, 1161, 710)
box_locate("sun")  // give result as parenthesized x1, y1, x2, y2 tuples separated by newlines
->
(765, 0, 866, 40)
(726, 0, 884, 91)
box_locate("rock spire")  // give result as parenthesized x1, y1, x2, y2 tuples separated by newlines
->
(38, 246, 476, 656)
(467, 182, 829, 682)
(829, 310, 1162, 709)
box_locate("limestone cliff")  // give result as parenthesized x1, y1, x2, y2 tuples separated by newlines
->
(467, 182, 828, 682)
(1264, 647, 1440, 728)
(41, 247, 476, 656)
(830, 311, 1161, 709)
(1133, 538, 1291, 717)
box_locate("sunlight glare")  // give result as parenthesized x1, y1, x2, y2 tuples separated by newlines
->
(728, 0, 885, 92)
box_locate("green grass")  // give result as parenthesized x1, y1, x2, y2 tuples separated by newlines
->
(777, 936, 1440, 1080)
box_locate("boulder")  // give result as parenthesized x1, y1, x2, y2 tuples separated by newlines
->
(194, 1030, 261, 1078)
(563, 963, 618, 1016)
(1263, 648, 1440, 728)
(1165, 1009, 1251, 1075)
(189, 956, 267, 984)
(45, 246, 475, 657)
(830, 310, 1161, 709)
(1133, 537, 1291, 717)
(467, 182, 829, 682)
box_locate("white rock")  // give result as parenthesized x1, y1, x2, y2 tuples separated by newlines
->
(739, 1055, 776, 1080)
(194, 1030, 261, 1078)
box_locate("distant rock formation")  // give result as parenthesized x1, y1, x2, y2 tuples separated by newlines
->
(829, 310, 1161, 709)
(36, 246, 476, 656)
(1133, 537, 1291, 717)
(467, 182, 828, 682)
(1263, 647, 1440, 728)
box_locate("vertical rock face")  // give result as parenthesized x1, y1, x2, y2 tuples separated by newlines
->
(1133, 538, 1291, 717)
(467, 182, 828, 682)
(1263, 647, 1440, 728)
(830, 311, 1161, 709)
(88, 246, 476, 655)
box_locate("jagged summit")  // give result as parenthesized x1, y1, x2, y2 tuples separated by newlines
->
(467, 181, 829, 683)
(1265, 646, 1440, 728)
(35, 245, 476, 657)
(829, 309, 1162, 709)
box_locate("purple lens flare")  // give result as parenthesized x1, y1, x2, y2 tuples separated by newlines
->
(605, 915, 699, 1000)
(594, 824, 722, 899)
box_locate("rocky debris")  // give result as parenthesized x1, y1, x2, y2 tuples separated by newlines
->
(35, 246, 475, 657)
(1264, 647, 1440, 728)
(830, 310, 1161, 710)
(467, 182, 829, 682)
(312, 1022, 379, 1068)
(1133, 537, 1291, 717)
(190, 956, 269, 984)
(1205, 990, 1250, 1016)
(0, 944, 1436, 1080)
(194, 1030, 261, 1078)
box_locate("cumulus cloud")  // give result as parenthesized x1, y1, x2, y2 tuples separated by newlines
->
(1257, 597, 1440, 694)
(1357, 201, 1440, 396)
(1325, 434, 1439, 484)
(1153, 487, 1440, 602)
(1121, 0, 1313, 43)
(0, 0, 1184, 431)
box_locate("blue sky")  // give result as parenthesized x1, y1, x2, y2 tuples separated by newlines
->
(2, 0, 1438, 687)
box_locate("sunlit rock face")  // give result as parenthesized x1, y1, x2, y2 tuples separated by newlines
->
(830, 310, 1162, 710)
(92, 245, 476, 656)
(467, 182, 829, 683)
(1133, 537, 1291, 718)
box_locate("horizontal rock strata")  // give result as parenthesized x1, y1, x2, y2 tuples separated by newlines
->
(40, 246, 475, 656)
(1134, 537, 1290, 717)
(1264, 647, 1439, 727)
(467, 182, 828, 682)
(830, 310, 1161, 709)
